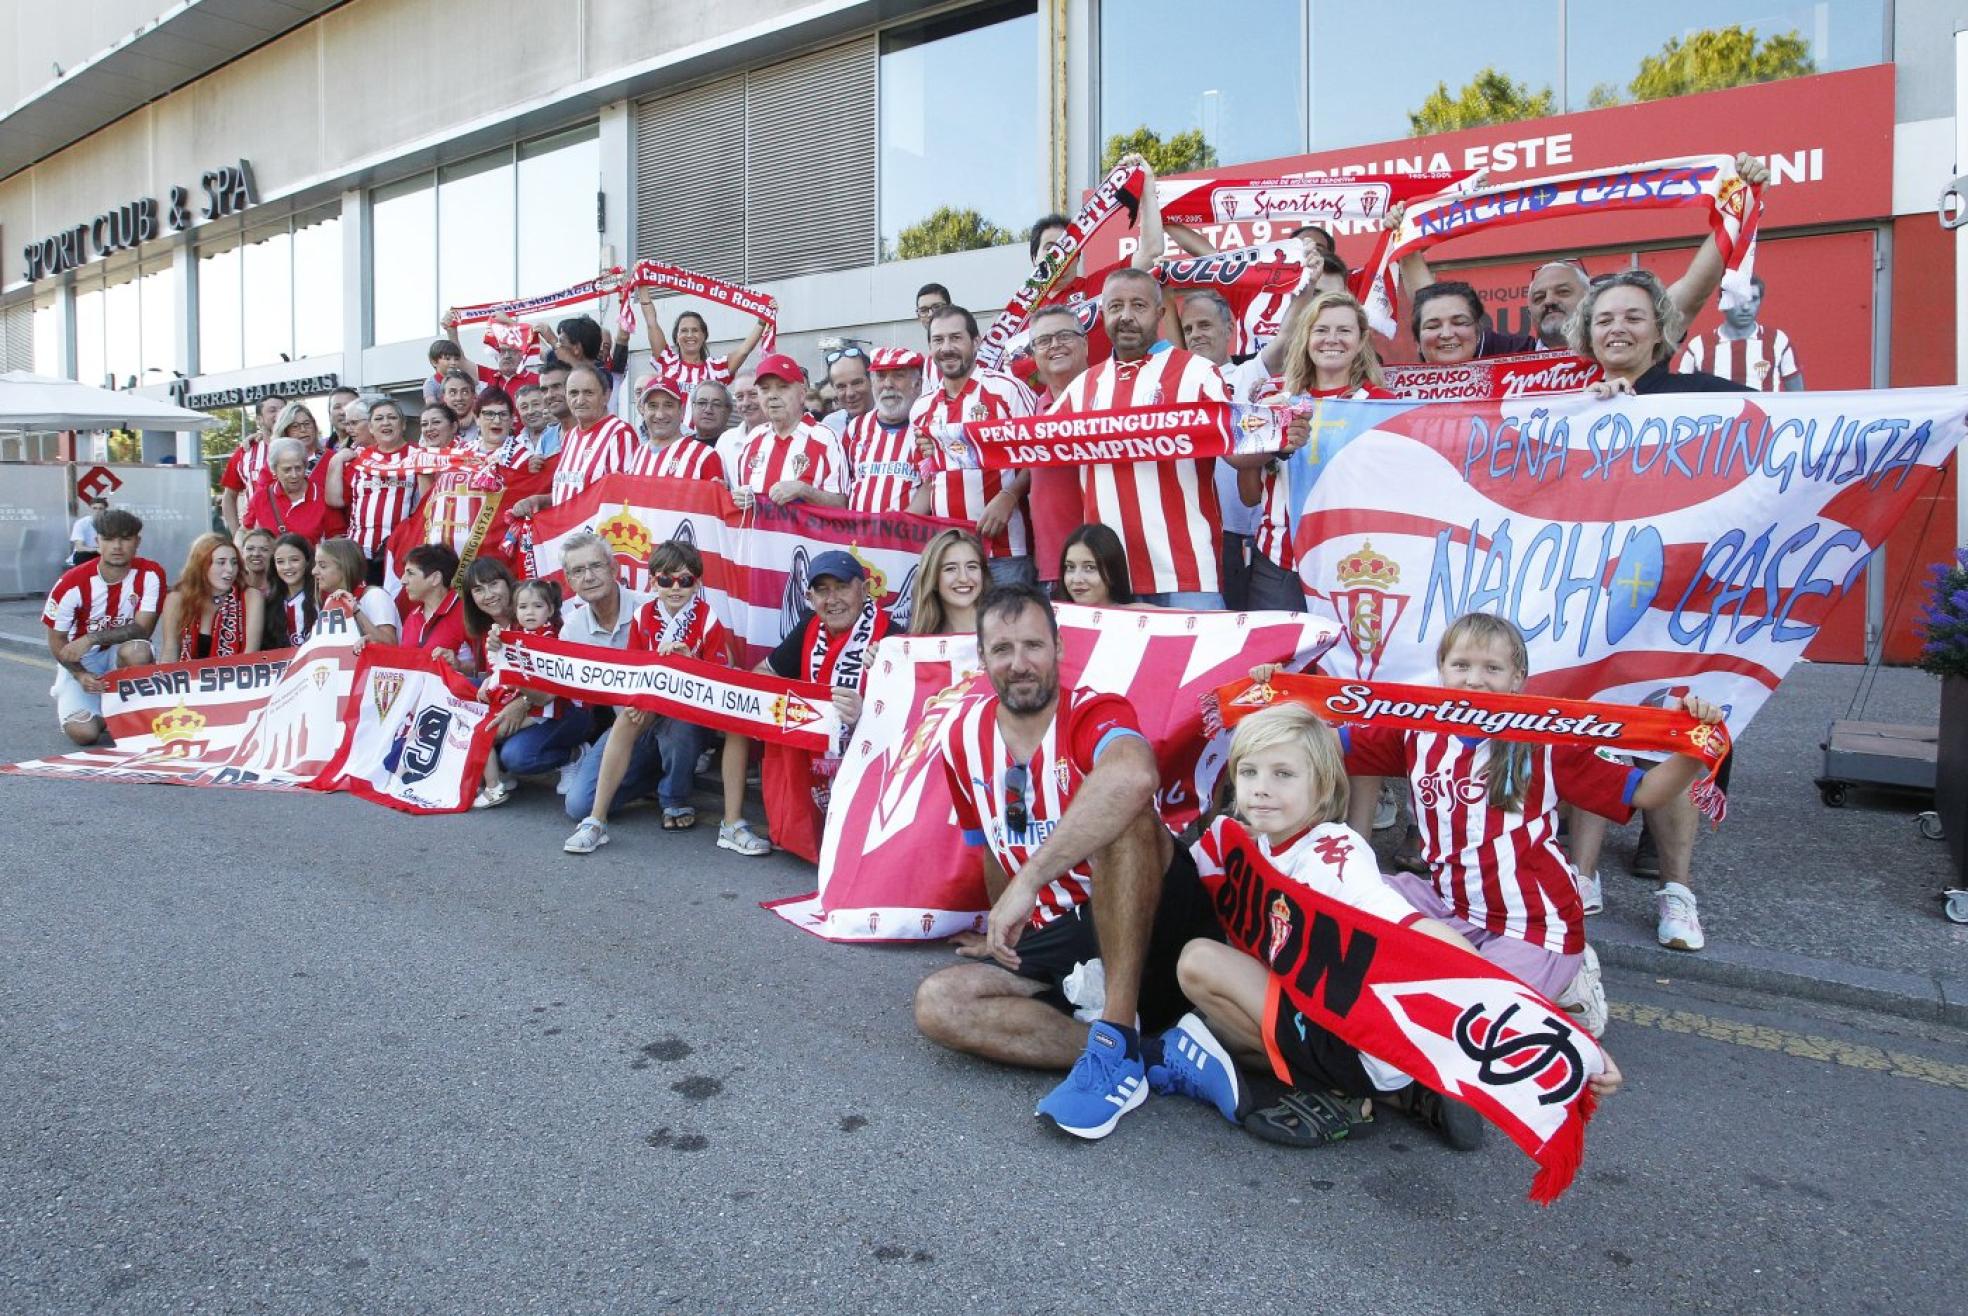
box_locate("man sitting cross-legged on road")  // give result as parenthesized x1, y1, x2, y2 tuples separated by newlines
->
(912, 582, 1220, 1139)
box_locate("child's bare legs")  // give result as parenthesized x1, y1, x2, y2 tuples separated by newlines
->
(721, 732, 749, 825)
(586, 709, 650, 825)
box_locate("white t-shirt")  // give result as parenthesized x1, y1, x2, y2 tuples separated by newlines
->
(69, 517, 98, 551)
(1212, 357, 1275, 538)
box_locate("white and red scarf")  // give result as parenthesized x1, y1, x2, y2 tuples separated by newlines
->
(658, 595, 702, 650)
(181, 586, 244, 659)
(489, 631, 842, 752)
(1196, 817, 1607, 1204)
(977, 159, 1149, 370)
(1356, 153, 1762, 335)
(1380, 351, 1603, 401)
(449, 269, 635, 326)
(1155, 170, 1475, 228)
(625, 260, 779, 354)
(809, 597, 882, 692)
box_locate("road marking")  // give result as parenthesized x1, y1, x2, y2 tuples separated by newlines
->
(1610, 1001, 1968, 1092)
(0, 649, 53, 670)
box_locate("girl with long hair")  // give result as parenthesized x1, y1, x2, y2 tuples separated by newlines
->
(264, 533, 317, 648)
(308, 537, 397, 648)
(158, 533, 264, 661)
(908, 529, 988, 635)
(1055, 524, 1140, 608)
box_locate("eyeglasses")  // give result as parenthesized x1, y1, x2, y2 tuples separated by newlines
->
(824, 345, 869, 365)
(1030, 329, 1085, 351)
(1003, 763, 1029, 835)
(653, 572, 697, 589)
(915, 302, 950, 320)
(565, 561, 612, 579)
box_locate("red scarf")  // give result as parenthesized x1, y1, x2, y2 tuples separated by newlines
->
(1208, 672, 1731, 822)
(1155, 170, 1475, 228)
(1380, 352, 1603, 400)
(1197, 817, 1607, 1204)
(448, 270, 633, 325)
(181, 585, 244, 659)
(625, 260, 779, 354)
(929, 398, 1290, 471)
(805, 599, 887, 693)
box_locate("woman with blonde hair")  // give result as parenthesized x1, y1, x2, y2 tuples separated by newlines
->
(158, 533, 264, 661)
(308, 536, 398, 648)
(908, 528, 988, 636)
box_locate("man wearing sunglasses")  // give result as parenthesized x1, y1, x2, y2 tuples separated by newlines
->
(914, 583, 1218, 1141)
(820, 345, 873, 438)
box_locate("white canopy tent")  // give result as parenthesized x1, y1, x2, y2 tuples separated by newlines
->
(0, 371, 218, 433)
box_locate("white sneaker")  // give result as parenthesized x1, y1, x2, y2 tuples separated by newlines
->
(1556, 943, 1608, 1036)
(563, 817, 609, 855)
(471, 781, 511, 810)
(1656, 881, 1705, 951)
(1373, 780, 1399, 832)
(555, 743, 588, 797)
(1576, 868, 1604, 916)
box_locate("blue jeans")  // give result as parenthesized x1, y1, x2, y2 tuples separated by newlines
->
(497, 708, 594, 775)
(1245, 552, 1307, 613)
(987, 555, 1036, 586)
(1144, 590, 1225, 610)
(563, 715, 706, 820)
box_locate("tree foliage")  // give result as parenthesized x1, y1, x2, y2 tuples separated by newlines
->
(891, 206, 1017, 261)
(1101, 126, 1217, 175)
(1591, 25, 1816, 107)
(1408, 68, 1554, 136)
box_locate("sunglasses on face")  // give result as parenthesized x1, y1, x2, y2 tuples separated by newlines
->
(653, 572, 697, 589)
(1003, 762, 1029, 835)
(824, 345, 868, 365)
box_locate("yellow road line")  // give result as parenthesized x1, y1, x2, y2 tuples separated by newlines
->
(0, 648, 53, 670)
(1610, 1001, 1968, 1092)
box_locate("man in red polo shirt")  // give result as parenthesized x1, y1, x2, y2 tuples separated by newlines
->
(397, 543, 469, 670)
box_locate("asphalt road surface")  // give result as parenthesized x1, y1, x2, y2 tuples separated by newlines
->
(1, 649, 1962, 1315)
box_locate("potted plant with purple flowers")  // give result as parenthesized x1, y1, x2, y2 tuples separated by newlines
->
(1917, 549, 1968, 875)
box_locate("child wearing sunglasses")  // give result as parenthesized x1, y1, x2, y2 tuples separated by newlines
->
(565, 540, 766, 855)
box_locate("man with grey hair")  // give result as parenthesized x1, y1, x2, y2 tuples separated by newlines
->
(549, 530, 653, 814)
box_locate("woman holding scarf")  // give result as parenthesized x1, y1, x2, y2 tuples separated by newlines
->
(157, 533, 265, 661)
(635, 287, 769, 428)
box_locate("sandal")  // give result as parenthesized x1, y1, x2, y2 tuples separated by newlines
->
(717, 819, 771, 856)
(1385, 1082, 1485, 1151)
(1240, 1087, 1372, 1148)
(662, 806, 698, 831)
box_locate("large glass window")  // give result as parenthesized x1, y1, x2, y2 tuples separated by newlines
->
(198, 238, 244, 374)
(102, 271, 140, 386)
(371, 174, 436, 346)
(241, 222, 294, 368)
(139, 264, 177, 380)
(518, 127, 601, 296)
(75, 285, 105, 388)
(32, 297, 61, 376)
(371, 123, 599, 344)
(1567, 2, 1885, 111)
(1100, 0, 1302, 171)
(1309, 2, 1561, 150)
(879, 2, 1039, 261)
(292, 208, 344, 360)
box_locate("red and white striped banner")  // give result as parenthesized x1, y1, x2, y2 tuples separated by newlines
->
(1156, 170, 1474, 228)
(929, 399, 1289, 471)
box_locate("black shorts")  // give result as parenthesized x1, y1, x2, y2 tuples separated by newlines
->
(1266, 989, 1377, 1099)
(1010, 843, 1221, 1033)
(364, 554, 387, 588)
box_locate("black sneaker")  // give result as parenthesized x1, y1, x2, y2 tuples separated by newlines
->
(1630, 826, 1660, 879)
(1391, 1083, 1486, 1151)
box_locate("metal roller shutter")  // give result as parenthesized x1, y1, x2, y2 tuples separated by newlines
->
(633, 76, 748, 282)
(744, 38, 877, 282)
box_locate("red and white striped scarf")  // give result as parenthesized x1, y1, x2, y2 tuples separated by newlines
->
(181, 585, 244, 659)
(808, 597, 881, 691)
(658, 595, 701, 650)
(1155, 170, 1475, 228)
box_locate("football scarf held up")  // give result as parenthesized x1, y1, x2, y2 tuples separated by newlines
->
(490, 632, 843, 752)
(449, 269, 635, 325)
(1355, 154, 1763, 335)
(1154, 170, 1477, 229)
(1380, 352, 1603, 401)
(976, 158, 1149, 370)
(1195, 817, 1607, 1204)
(627, 260, 780, 354)
(928, 399, 1294, 471)
(1208, 671, 1732, 822)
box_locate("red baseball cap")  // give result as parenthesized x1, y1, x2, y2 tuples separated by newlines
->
(870, 347, 925, 372)
(635, 374, 686, 401)
(753, 353, 807, 386)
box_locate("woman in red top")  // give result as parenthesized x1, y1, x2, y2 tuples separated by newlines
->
(397, 543, 468, 669)
(158, 533, 265, 661)
(1240, 291, 1394, 614)
(244, 436, 345, 546)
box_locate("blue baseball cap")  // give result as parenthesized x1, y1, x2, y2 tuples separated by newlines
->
(808, 550, 866, 585)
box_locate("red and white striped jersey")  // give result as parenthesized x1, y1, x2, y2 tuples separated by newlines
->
(1342, 726, 1644, 955)
(1677, 325, 1800, 392)
(1049, 348, 1226, 595)
(626, 596, 734, 663)
(656, 349, 736, 429)
(340, 445, 425, 556)
(732, 422, 849, 495)
(940, 687, 1147, 928)
(551, 416, 639, 506)
(42, 557, 166, 640)
(475, 363, 539, 398)
(844, 412, 923, 514)
(911, 372, 1034, 556)
(1253, 383, 1393, 570)
(221, 436, 271, 495)
(624, 435, 724, 482)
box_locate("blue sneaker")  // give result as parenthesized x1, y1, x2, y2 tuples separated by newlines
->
(1147, 1012, 1243, 1124)
(1035, 1021, 1147, 1140)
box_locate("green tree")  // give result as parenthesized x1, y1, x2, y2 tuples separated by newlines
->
(891, 206, 1017, 261)
(197, 408, 243, 496)
(1100, 126, 1217, 175)
(1408, 68, 1554, 136)
(1620, 25, 1816, 103)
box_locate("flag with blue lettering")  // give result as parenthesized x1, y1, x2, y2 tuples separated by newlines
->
(1283, 387, 1965, 734)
